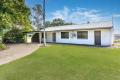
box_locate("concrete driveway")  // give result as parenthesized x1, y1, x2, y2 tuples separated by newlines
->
(0, 43, 42, 66)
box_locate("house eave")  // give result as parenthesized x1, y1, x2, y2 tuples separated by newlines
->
(42, 27, 113, 32)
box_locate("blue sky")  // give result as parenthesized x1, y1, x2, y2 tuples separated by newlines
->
(26, 0, 120, 13)
(26, 0, 120, 24)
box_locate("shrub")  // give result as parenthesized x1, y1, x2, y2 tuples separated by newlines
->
(0, 43, 6, 50)
(3, 28, 25, 43)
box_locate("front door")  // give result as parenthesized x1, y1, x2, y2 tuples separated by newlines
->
(94, 31, 101, 46)
(53, 33, 56, 42)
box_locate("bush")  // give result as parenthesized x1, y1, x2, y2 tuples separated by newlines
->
(114, 40, 120, 43)
(3, 28, 25, 43)
(0, 43, 6, 50)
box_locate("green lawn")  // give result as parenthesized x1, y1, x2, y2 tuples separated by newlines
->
(0, 45, 120, 80)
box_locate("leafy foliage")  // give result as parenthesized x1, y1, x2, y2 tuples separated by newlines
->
(0, 0, 32, 31)
(0, 43, 6, 50)
(51, 18, 65, 26)
(3, 28, 25, 43)
(32, 4, 74, 29)
(45, 18, 75, 27)
(32, 4, 43, 30)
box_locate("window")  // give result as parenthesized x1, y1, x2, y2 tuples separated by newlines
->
(61, 32, 69, 39)
(77, 31, 88, 39)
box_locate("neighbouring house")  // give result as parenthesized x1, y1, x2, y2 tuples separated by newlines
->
(25, 20, 115, 46)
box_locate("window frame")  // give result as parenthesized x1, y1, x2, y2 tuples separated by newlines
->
(77, 31, 88, 39)
(61, 32, 69, 39)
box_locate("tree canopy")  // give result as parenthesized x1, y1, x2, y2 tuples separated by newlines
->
(45, 18, 75, 27)
(0, 0, 32, 31)
(31, 4, 74, 30)
(32, 4, 43, 30)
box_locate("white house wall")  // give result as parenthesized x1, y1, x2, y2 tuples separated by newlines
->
(46, 32, 53, 42)
(55, 30, 95, 45)
(101, 29, 113, 46)
(46, 29, 112, 46)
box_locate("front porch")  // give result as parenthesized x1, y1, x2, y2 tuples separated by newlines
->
(25, 31, 55, 43)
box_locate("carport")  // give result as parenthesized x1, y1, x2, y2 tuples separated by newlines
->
(24, 31, 43, 43)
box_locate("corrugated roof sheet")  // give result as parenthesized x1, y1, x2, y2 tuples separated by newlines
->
(41, 21, 113, 31)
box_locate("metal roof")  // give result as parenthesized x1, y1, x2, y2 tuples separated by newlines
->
(41, 21, 113, 32)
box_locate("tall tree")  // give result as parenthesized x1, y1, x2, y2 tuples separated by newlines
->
(51, 18, 65, 26)
(32, 4, 43, 43)
(45, 18, 75, 27)
(32, 4, 43, 30)
(0, 0, 32, 31)
(45, 21, 51, 27)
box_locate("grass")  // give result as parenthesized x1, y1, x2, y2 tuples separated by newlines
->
(0, 44, 120, 80)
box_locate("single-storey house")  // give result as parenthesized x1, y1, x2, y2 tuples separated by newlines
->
(26, 21, 114, 46)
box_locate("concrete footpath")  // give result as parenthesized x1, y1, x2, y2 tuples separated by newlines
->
(0, 44, 42, 66)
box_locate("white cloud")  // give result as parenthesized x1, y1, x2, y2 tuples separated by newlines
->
(51, 6, 69, 20)
(113, 14, 120, 17)
(48, 6, 111, 24)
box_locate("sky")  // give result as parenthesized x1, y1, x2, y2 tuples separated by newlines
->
(26, 0, 120, 31)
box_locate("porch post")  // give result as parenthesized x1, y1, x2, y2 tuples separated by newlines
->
(39, 32, 41, 44)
